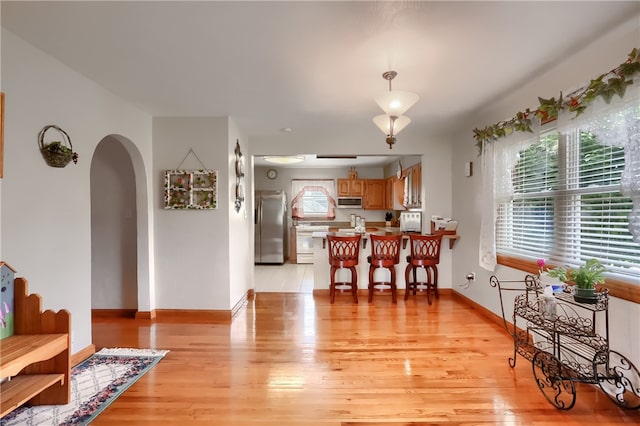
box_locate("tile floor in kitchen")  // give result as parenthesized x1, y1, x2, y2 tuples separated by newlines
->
(254, 262, 314, 293)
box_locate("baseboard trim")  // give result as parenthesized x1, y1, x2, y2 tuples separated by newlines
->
(154, 309, 231, 323)
(152, 289, 252, 323)
(92, 309, 137, 319)
(231, 289, 253, 319)
(71, 344, 96, 367)
(135, 310, 156, 320)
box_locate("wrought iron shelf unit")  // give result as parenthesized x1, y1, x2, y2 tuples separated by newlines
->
(490, 274, 640, 410)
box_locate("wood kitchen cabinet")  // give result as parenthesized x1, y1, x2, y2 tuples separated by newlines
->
(363, 179, 385, 210)
(407, 163, 422, 209)
(337, 179, 364, 197)
(386, 175, 406, 210)
(382, 163, 421, 210)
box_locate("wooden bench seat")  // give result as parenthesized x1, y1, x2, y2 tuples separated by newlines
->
(0, 278, 70, 417)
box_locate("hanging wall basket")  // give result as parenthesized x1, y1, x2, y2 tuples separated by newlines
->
(38, 125, 78, 168)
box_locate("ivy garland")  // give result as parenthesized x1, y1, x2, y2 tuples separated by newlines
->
(473, 47, 640, 153)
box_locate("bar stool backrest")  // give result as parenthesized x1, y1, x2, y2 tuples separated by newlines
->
(409, 234, 443, 265)
(369, 234, 402, 266)
(327, 234, 361, 266)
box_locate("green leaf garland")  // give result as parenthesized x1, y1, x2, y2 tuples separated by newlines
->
(473, 48, 640, 153)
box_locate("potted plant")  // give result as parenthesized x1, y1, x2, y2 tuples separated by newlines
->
(536, 259, 564, 293)
(546, 258, 606, 303)
(385, 212, 393, 228)
(38, 125, 79, 168)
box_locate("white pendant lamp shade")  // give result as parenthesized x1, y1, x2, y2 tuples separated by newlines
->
(372, 71, 417, 149)
(375, 90, 419, 116)
(372, 114, 411, 136)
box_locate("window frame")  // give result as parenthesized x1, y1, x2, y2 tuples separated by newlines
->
(290, 179, 337, 221)
(496, 128, 640, 304)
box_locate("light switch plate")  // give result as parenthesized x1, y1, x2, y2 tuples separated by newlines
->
(465, 161, 473, 177)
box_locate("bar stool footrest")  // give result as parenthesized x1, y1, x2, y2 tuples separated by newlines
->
(334, 282, 356, 290)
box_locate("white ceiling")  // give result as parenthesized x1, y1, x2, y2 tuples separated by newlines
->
(2, 1, 638, 168)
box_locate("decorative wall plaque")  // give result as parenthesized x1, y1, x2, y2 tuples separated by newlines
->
(164, 169, 217, 209)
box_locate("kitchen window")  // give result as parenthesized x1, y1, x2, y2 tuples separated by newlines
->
(291, 179, 336, 219)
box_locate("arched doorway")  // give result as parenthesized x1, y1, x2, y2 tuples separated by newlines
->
(90, 135, 152, 314)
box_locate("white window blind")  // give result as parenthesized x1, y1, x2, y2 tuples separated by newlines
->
(496, 129, 640, 279)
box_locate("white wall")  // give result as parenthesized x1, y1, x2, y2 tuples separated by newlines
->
(451, 15, 640, 365)
(0, 29, 153, 352)
(152, 117, 234, 310)
(228, 118, 252, 308)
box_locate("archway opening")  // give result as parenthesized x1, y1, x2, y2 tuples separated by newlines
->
(90, 136, 139, 311)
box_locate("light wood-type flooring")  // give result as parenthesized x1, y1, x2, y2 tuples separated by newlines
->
(91, 292, 639, 425)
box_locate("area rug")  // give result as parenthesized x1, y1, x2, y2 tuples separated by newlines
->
(1, 348, 168, 426)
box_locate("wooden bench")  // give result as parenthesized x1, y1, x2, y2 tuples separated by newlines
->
(0, 277, 71, 417)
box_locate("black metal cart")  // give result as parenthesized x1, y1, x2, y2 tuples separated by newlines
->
(490, 274, 640, 410)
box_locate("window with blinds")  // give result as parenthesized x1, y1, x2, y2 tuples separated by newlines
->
(496, 129, 640, 281)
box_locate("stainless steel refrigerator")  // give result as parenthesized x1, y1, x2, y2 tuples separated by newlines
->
(254, 190, 287, 264)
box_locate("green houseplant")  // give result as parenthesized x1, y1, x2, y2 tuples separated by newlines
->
(38, 125, 79, 168)
(385, 212, 393, 227)
(546, 258, 606, 303)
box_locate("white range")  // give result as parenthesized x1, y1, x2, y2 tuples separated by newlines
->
(296, 225, 329, 263)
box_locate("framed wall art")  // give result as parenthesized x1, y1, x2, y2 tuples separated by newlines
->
(164, 169, 217, 209)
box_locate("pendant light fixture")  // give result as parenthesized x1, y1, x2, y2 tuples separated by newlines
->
(372, 71, 419, 149)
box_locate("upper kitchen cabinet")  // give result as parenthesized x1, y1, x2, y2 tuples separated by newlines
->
(383, 161, 421, 210)
(337, 178, 364, 197)
(385, 175, 405, 210)
(406, 163, 422, 209)
(363, 179, 385, 210)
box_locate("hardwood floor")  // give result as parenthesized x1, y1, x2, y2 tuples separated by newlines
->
(91, 292, 638, 425)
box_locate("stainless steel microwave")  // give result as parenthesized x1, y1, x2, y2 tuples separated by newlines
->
(337, 197, 363, 208)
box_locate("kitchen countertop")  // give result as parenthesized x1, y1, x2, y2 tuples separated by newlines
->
(312, 227, 413, 250)
(312, 227, 460, 250)
(312, 227, 415, 237)
(295, 221, 394, 228)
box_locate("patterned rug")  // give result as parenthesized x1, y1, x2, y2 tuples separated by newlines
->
(1, 348, 168, 426)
